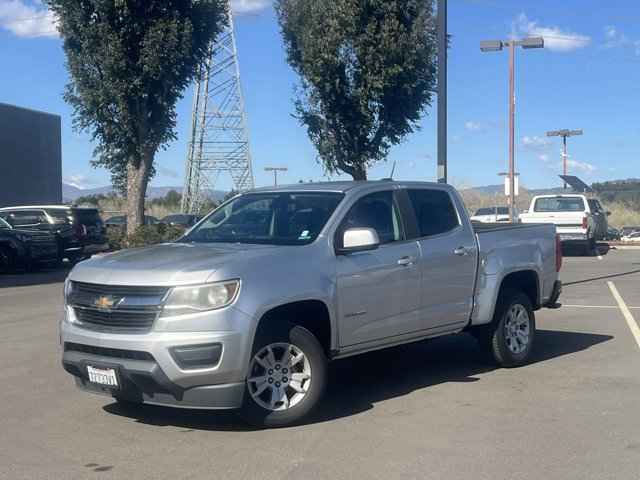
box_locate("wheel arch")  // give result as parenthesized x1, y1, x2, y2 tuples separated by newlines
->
(252, 299, 334, 358)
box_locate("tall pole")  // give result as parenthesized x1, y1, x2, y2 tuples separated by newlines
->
(546, 129, 583, 189)
(437, 0, 447, 184)
(508, 42, 516, 223)
(562, 136, 568, 189)
(264, 167, 288, 187)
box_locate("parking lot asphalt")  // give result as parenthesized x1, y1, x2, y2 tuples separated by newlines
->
(1, 247, 639, 480)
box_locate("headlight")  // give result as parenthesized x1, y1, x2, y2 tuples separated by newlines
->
(161, 280, 240, 317)
(63, 278, 73, 303)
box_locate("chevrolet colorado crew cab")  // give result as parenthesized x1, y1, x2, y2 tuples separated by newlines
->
(61, 181, 562, 427)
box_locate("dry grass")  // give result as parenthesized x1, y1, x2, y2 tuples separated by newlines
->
(604, 202, 640, 228)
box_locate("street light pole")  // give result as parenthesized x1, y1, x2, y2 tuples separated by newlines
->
(546, 129, 583, 189)
(264, 167, 288, 186)
(508, 41, 515, 223)
(437, 0, 447, 184)
(480, 36, 544, 222)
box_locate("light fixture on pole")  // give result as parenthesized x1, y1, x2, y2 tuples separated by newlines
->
(480, 36, 544, 222)
(264, 167, 288, 186)
(546, 129, 583, 189)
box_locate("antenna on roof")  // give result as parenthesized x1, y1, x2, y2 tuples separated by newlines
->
(389, 160, 397, 180)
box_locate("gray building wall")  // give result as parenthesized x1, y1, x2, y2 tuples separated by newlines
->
(0, 103, 62, 207)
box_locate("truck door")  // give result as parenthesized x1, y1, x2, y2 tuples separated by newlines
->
(336, 190, 421, 347)
(405, 188, 477, 330)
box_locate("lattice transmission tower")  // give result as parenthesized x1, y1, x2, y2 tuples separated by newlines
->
(181, 9, 254, 214)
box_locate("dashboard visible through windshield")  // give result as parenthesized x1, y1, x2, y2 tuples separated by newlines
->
(182, 192, 344, 245)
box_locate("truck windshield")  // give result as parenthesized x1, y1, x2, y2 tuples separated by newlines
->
(181, 192, 344, 245)
(534, 197, 585, 212)
(476, 207, 509, 215)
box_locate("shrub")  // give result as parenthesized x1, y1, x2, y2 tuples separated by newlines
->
(106, 224, 186, 251)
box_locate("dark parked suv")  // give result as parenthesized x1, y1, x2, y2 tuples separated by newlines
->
(0, 217, 58, 272)
(0, 206, 109, 262)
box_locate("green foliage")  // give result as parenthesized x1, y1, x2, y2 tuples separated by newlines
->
(149, 190, 182, 208)
(276, 0, 437, 180)
(592, 179, 640, 207)
(107, 223, 186, 250)
(45, 0, 227, 226)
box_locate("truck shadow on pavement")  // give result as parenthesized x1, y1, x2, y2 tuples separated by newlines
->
(0, 265, 71, 289)
(103, 328, 612, 431)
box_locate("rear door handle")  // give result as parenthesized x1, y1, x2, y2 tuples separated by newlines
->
(397, 256, 415, 266)
(453, 247, 469, 256)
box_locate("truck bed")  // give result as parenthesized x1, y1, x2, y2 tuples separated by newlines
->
(471, 222, 548, 234)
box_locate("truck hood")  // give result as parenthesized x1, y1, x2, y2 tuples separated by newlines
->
(69, 242, 277, 286)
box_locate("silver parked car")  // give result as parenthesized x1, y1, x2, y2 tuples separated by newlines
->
(61, 181, 562, 427)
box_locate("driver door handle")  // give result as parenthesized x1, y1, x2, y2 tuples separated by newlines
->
(397, 256, 415, 266)
(453, 247, 469, 256)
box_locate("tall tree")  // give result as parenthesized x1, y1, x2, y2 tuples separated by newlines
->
(46, 0, 227, 234)
(276, 0, 437, 180)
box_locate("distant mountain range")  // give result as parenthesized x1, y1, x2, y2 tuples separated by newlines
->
(62, 183, 227, 203)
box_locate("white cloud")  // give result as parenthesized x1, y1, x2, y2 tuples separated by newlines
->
(522, 135, 551, 151)
(538, 154, 550, 163)
(465, 121, 482, 132)
(566, 159, 596, 174)
(602, 25, 640, 56)
(513, 13, 590, 52)
(63, 174, 97, 190)
(0, 0, 58, 38)
(0, 0, 271, 39)
(231, 0, 272, 16)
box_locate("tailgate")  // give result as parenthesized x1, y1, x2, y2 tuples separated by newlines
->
(521, 212, 585, 227)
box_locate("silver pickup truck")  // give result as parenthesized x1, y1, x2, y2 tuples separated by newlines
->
(61, 181, 562, 427)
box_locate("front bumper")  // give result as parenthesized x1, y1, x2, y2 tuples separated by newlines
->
(60, 305, 254, 410)
(62, 348, 245, 409)
(558, 233, 589, 243)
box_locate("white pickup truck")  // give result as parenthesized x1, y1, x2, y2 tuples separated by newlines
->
(520, 194, 609, 254)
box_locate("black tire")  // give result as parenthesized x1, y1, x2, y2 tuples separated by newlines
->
(0, 246, 15, 274)
(485, 289, 536, 367)
(113, 396, 142, 409)
(239, 323, 327, 428)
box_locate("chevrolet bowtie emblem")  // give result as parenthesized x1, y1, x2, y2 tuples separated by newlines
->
(94, 295, 119, 310)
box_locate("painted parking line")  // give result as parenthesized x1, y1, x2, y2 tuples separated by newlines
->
(608, 281, 640, 351)
(562, 304, 640, 310)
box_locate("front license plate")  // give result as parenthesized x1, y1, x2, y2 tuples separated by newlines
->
(87, 366, 119, 388)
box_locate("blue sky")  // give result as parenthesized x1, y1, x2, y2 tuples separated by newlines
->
(1, 0, 638, 191)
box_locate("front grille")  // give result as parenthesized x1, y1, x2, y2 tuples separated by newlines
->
(72, 281, 168, 297)
(64, 342, 154, 361)
(69, 282, 169, 334)
(74, 308, 158, 333)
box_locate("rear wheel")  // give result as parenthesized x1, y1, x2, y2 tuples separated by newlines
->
(239, 323, 327, 428)
(478, 290, 536, 367)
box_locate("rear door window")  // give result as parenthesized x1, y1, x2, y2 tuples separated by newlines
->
(72, 209, 102, 226)
(338, 191, 404, 245)
(407, 189, 460, 238)
(534, 197, 586, 212)
(4, 210, 48, 227)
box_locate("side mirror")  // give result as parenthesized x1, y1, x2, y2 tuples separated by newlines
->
(337, 227, 380, 254)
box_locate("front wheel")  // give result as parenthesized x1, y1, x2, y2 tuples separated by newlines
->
(485, 290, 536, 367)
(239, 324, 327, 428)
